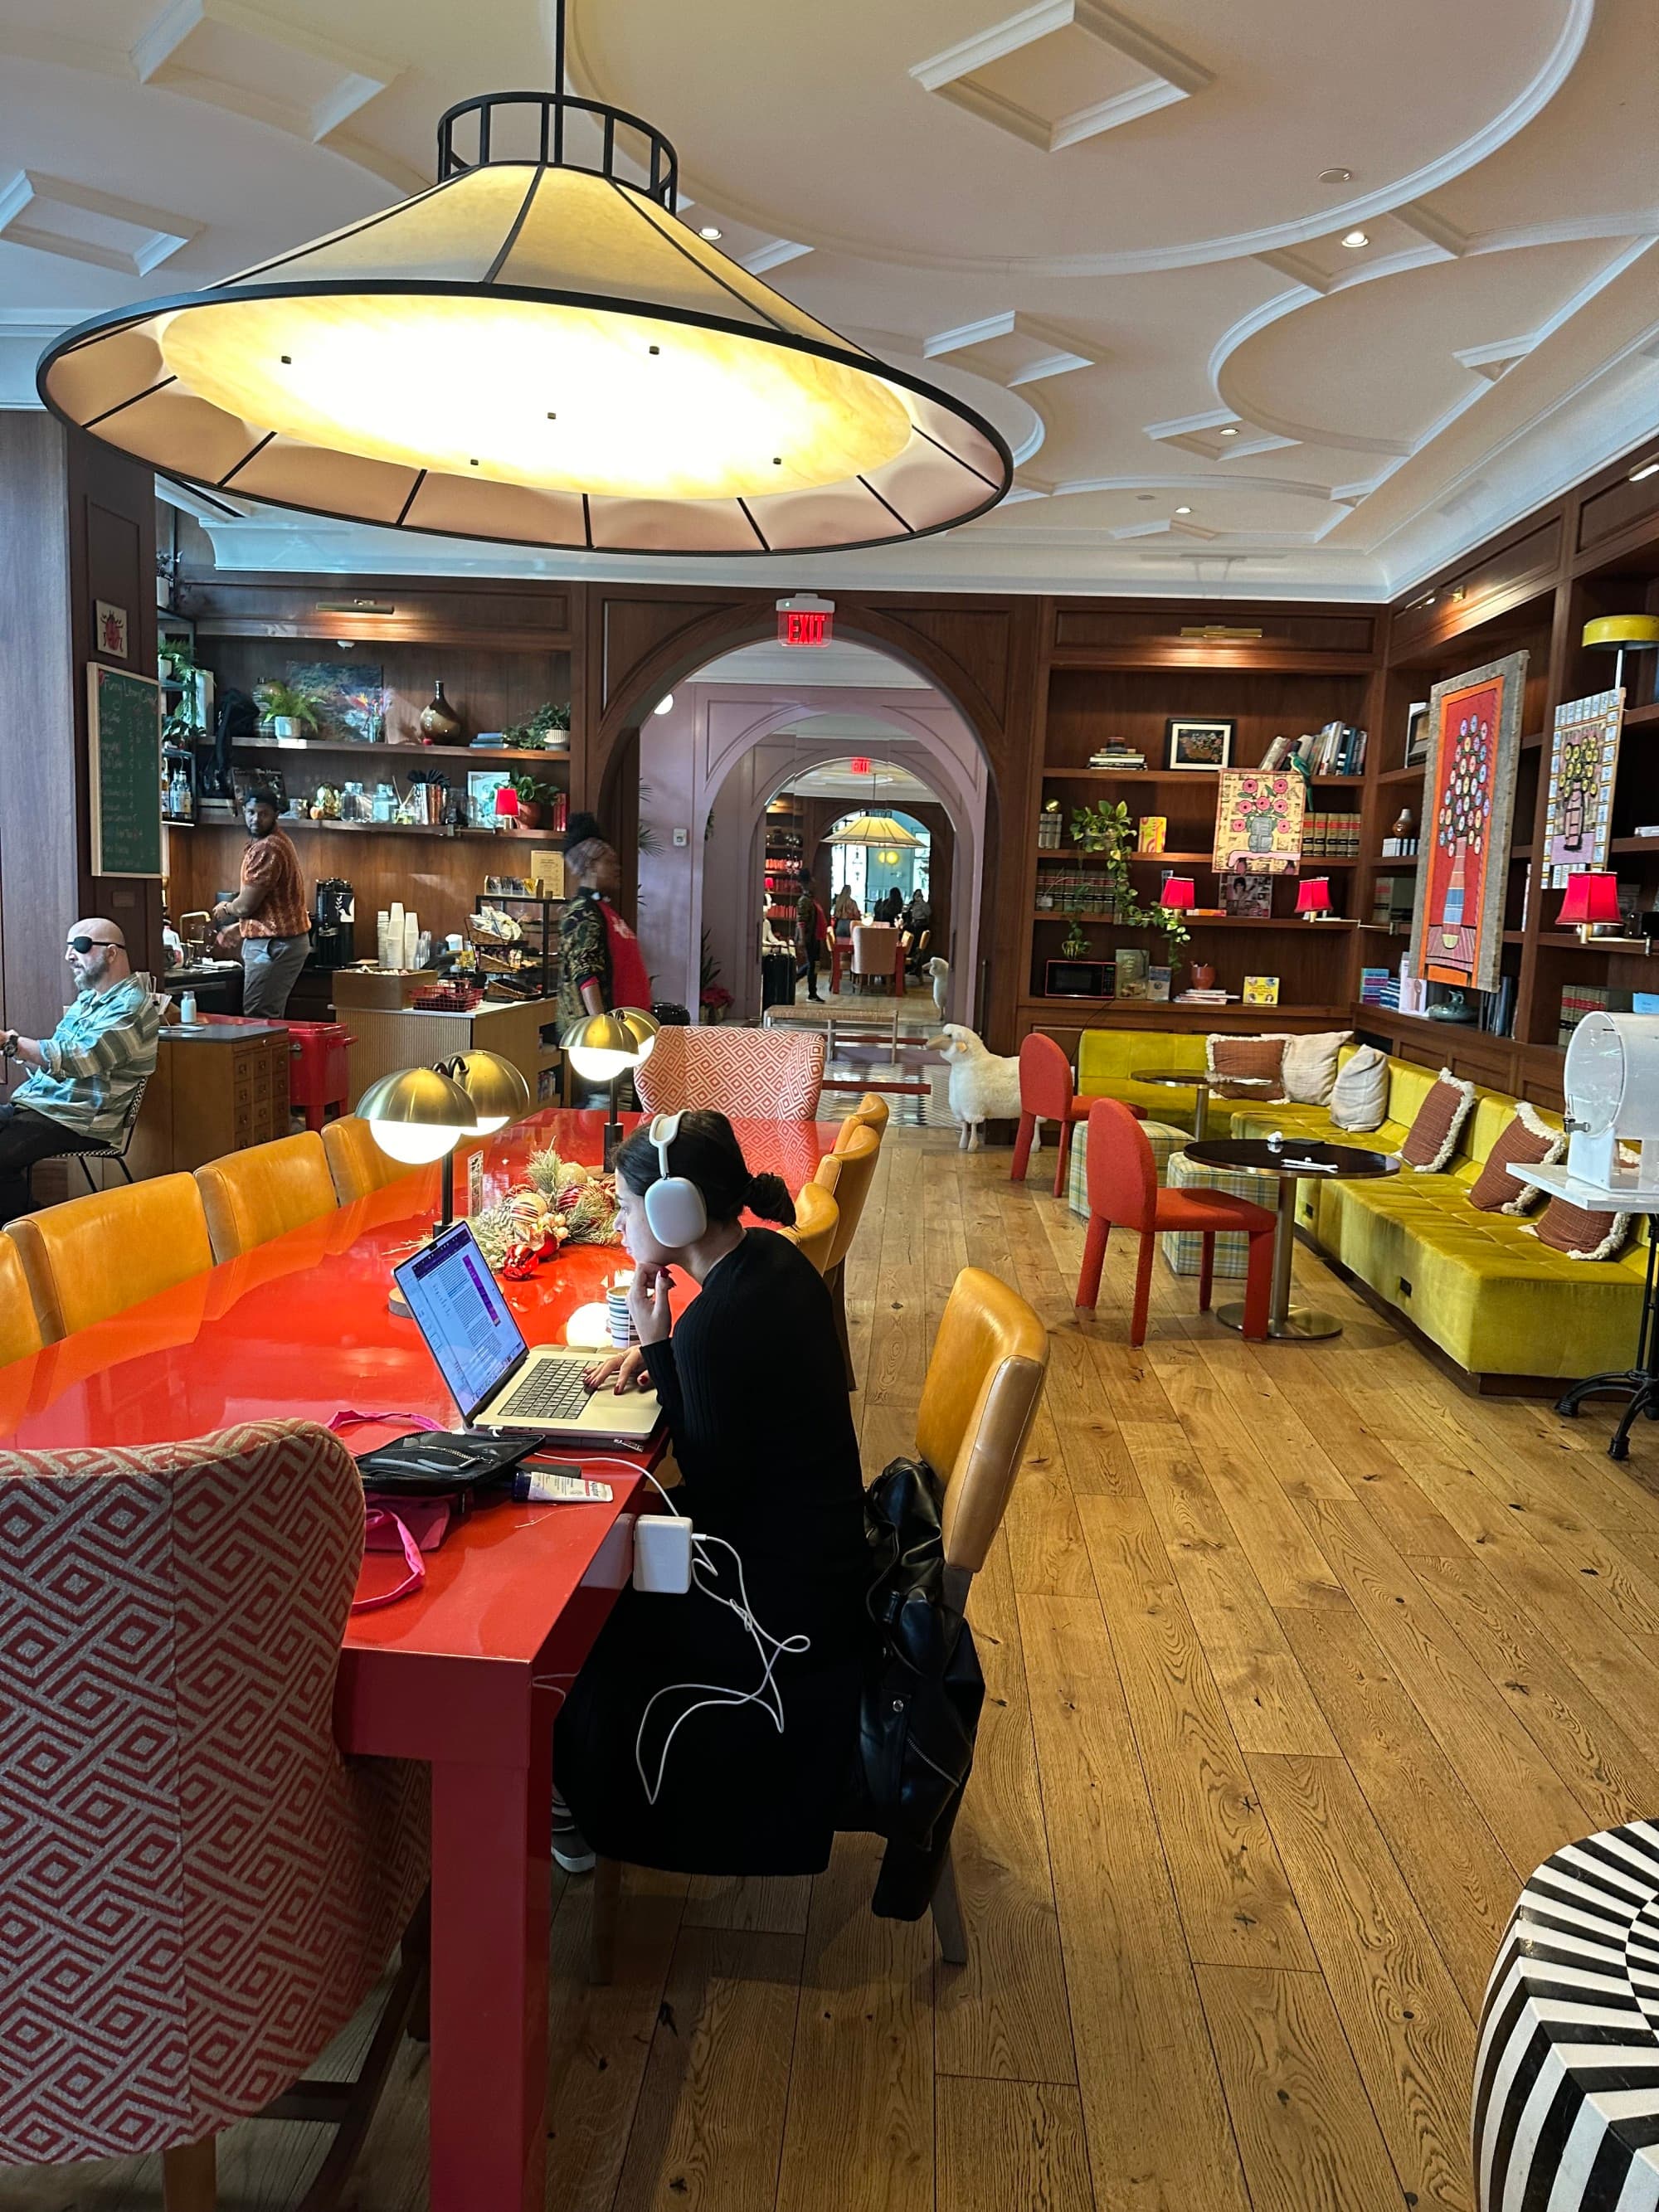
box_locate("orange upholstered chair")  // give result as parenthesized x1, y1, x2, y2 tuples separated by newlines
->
(635, 1026, 826, 1121)
(322, 1113, 421, 1204)
(7, 1174, 215, 1344)
(813, 1123, 881, 1384)
(1076, 1098, 1275, 1344)
(0, 1420, 428, 2206)
(780, 1181, 839, 1274)
(0, 1233, 44, 1367)
(835, 1093, 890, 1147)
(196, 1131, 339, 1262)
(1011, 1032, 1097, 1198)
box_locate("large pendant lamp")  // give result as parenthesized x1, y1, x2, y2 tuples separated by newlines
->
(36, 11, 1010, 557)
(826, 760, 922, 853)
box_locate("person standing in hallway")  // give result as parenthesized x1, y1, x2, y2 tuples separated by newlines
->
(795, 871, 827, 1002)
(557, 811, 651, 1024)
(212, 789, 310, 1018)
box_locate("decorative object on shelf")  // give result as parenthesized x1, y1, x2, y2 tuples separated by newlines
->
(1543, 688, 1623, 887)
(1068, 799, 1190, 952)
(418, 680, 464, 745)
(507, 770, 561, 829)
(1294, 878, 1333, 922)
(1212, 768, 1305, 873)
(1136, 814, 1167, 854)
(1164, 717, 1233, 771)
(1426, 989, 1477, 1023)
(1407, 649, 1527, 996)
(1037, 800, 1063, 850)
(1220, 872, 1272, 920)
(1557, 868, 1622, 941)
(500, 700, 572, 751)
(1061, 916, 1090, 960)
(469, 767, 513, 824)
(1190, 960, 1217, 990)
(1404, 701, 1430, 766)
(253, 678, 324, 741)
(1582, 613, 1659, 697)
(1381, 806, 1418, 858)
(36, 38, 1010, 558)
(1159, 875, 1196, 916)
(1242, 975, 1279, 1005)
(1114, 946, 1150, 999)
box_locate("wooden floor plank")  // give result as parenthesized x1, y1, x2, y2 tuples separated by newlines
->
(937, 2078, 1095, 2212)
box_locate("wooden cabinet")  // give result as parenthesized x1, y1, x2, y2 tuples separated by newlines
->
(127, 1025, 292, 1179)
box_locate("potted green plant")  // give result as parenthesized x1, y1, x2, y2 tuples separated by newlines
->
(1070, 797, 1192, 954)
(254, 678, 324, 741)
(502, 701, 572, 751)
(508, 770, 560, 829)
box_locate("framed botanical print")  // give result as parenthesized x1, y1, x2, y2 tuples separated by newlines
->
(1407, 651, 1527, 995)
(1542, 688, 1623, 887)
(1213, 769, 1305, 873)
(1164, 717, 1233, 771)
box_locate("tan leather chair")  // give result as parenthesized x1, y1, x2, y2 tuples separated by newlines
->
(322, 1114, 420, 1204)
(8, 1175, 215, 1344)
(835, 1093, 890, 1147)
(813, 1123, 881, 1385)
(0, 1232, 45, 1366)
(780, 1180, 838, 1275)
(196, 1131, 339, 1263)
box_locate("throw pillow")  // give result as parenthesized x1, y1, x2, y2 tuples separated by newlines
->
(1399, 1069, 1476, 1171)
(1282, 1029, 1352, 1106)
(1329, 1045, 1389, 1130)
(1524, 1197, 1633, 1262)
(1205, 1034, 1288, 1100)
(1467, 1103, 1566, 1213)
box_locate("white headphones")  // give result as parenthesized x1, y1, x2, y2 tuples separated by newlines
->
(642, 1111, 707, 1247)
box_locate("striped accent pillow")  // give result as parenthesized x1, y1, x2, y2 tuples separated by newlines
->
(1399, 1068, 1475, 1170)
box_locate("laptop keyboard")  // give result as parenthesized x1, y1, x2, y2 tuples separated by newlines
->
(494, 1357, 594, 1425)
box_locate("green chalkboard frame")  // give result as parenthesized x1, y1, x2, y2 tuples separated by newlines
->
(88, 662, 163, 878)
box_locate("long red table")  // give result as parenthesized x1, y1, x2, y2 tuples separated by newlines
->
(0, 1108, 840, 2212)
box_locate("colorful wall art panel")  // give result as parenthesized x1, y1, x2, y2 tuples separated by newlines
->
(1211, 770, 1306, 874)
(1543, 688, 1623, 887)
(1408, 651, 1526, 995)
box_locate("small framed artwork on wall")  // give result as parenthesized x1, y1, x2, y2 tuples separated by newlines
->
(1165, 718, 1233, 771)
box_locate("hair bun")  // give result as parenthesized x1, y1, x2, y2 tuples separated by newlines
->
(747, 1172, 795, 1227)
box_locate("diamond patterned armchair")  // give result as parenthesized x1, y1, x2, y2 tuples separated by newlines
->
(635, 1025, 826, 1121)
(0, 1419, 428, 2203)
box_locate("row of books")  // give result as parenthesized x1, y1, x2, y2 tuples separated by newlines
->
(1035, 869, 1122, 915)
(1360, 965, 1401, 1009)
(1301, 810, 1362, 858)
(1259, 722, 1369, 776)
(1370, 875, 1415, 926)
(1559, 982, 1611, 1050)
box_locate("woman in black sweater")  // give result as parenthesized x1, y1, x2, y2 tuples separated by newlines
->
(553, 1111, 870, 1875)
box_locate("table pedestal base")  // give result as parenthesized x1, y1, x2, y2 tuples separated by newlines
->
(1556, 1369, 1659, 1461)
(1214, 1301, 1344, 1342)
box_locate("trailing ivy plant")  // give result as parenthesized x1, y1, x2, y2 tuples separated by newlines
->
(1068, 798, 1191, 951)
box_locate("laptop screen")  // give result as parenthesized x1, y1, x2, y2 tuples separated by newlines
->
(395, 1221, 528, 1418)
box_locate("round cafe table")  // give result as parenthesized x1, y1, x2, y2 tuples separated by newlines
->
(1131, 1067, 1276, 1142)
(1183, 1135, 1399, 1340)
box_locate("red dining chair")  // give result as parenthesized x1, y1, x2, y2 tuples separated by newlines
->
(1075, 1098, 1275, 1343)
(1011, 1032, 1097, 1198)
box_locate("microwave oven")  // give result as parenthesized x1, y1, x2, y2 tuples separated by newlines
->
(1045, 958, 1114, 999)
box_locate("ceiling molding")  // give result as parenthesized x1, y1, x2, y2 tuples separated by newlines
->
(922, 309, 1097, 387)
(0, 169, 197, 275)
(130, 0, 401, 148)
(1394, 200, 1471, 255)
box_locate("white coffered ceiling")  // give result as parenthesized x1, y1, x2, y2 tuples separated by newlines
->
(2, 0, 1655, 600)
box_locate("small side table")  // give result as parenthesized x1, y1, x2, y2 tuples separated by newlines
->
(1131, 1067, 1275, 1143)
(1511, 1160, 1659, 1461)
(1184, 1135, 1399, 1339)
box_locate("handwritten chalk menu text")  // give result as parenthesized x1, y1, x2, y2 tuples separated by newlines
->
(88, 663, 163, 878)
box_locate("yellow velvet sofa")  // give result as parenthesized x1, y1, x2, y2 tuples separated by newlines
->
(1073, 1029, 1648, 1386)
(1077, 1028, 1210, 1129)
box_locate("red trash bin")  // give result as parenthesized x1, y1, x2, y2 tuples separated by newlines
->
(282, 1020, 355, 1130)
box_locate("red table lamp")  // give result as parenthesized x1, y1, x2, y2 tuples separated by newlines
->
(494, 783, 519, 823)
(1295, 877, 1333, 921)
(1160, 875, 1196, 912)
(1557, 869, 1621, 940)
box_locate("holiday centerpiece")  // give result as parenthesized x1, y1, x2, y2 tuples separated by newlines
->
(469, 1143, 623, 1278)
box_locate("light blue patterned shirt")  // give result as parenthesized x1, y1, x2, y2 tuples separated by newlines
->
(13, 977, 158, 1141)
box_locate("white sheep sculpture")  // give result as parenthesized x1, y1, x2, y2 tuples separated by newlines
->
(927, 955, 950, 1021)
(932, 1023, 1029, 1153)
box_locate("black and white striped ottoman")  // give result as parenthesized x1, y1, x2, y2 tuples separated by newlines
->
(1476, 1822, 1659, 2210)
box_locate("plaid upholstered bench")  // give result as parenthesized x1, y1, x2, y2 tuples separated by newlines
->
(1067, 1115, 1188, 1219)
(1160, 1148, 1265, 1280)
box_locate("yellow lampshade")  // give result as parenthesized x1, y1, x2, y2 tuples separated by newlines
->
(826, 814, 922, 849)
(360, 1064, 476, 1164)
(1583, 615, 1659, 652)
(36, 90, 1008, 557)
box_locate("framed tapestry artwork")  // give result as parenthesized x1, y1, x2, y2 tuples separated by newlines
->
(1212, 769, 1305, 873)
(1407, 651, 1526, 995)
(1164, 717, 1233, 770)
(1542, 688, 1623, 887)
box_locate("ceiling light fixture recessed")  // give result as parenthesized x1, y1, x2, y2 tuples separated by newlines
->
(1136, 492, 1154, 501)
(1219, 426, 1238, 438)
(698, 225, 722, 241)
(1319, 167, 1355, 184)
(1175, 504, 1192, 515)
(36, 23, 1009, 558)
(1630, 459, 1659, 483)
(1341, 230, 1370, 249)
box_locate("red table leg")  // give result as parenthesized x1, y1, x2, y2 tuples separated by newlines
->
(427, 1719, 552, 2212)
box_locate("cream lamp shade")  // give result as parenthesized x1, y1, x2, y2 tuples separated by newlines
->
(447, 1048, 533, 1132)
(565, 1010, 643, 1082)
(36, 76, 1010, 556)
(826, 814, 922, 849)
(359, 1064, 477, 1164)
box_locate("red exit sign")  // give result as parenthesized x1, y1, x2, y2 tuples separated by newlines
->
(776, 593, 834, 647)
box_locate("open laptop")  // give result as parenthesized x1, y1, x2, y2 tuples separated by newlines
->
(393, 1220, 661, 1442)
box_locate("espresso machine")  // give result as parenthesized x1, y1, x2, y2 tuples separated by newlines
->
(311, 878, 356, 968)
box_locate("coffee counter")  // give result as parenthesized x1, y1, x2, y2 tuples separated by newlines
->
(329, 970, 561, 1106)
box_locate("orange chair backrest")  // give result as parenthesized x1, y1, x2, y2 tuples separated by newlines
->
(1083, 1097, 1158, 1233)
(812, 1123, 880, 1271)
(781, 1181, 839, 1275)
(196, 1132, 338, 1263)
(1019, 1031, 1075, 1121)
(321, 1114, 417, 1204)
(836, 1093, 890, 1147)
(916, 1266, 1048, 1575)
(0, 1232, 45, 1366)
(7, 1174, 214, 1343)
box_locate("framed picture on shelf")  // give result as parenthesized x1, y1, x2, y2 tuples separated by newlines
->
(1542, 687, 1623, 887)
(1404, 701, 1431, 766)
(1219, 871, 1273, 919)
(467, 767, 513, 826)
(1164, 717, 1233, 771)
(1212, 769, 1305, 874)
(1407, 650, 1527, 996)
(1243, 975, 1280, 1006)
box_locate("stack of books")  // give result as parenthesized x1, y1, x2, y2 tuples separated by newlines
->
(1360, 965, 1401, 1009)
(1558, 981, 1611, 1050)
(1370, 876, 1415, 926)
(1175, 986, 1232, 1006)
(1089, 743, 1146, 769)
(1291, 722, 1368, 775)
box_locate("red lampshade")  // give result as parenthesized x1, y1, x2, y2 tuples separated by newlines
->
(1557, 870, 1621, 926)
(494, 784, 519, 818)
(1295, 877, 1333, 915)
(1160, 875, 1196, 911)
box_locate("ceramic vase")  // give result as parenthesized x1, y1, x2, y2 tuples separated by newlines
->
(419, 681, 463, 745)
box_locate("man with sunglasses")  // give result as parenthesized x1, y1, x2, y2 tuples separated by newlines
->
(0, 920, 158, 1223)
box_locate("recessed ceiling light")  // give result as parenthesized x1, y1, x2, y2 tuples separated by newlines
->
(1341, 230, 1370, 249)
(1630, 459, 1659, 482)
(1136, 492, 1154, 501)
(1219, 426, 1238, 438)
(1319, 168, 1354, 184)
(1175, 504, 1192, 515)
(698, 225, 722, 241)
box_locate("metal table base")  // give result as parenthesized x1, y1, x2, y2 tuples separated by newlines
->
(1214, 1175, 1343, 1341)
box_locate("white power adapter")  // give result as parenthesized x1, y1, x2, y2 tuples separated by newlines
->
(633, 1513, 693, 1593)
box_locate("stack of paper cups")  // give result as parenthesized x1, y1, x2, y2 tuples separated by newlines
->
(606, 1269, 637, 1348)
(403, 909, 419, 968)
(376, 911, 391, 967)
(387, 902, 405, 970)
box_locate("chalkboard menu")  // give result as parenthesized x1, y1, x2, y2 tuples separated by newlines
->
(87, 663, 163, 878)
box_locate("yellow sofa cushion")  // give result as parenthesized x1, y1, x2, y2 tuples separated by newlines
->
(1077, 1028, 1209, 1127)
